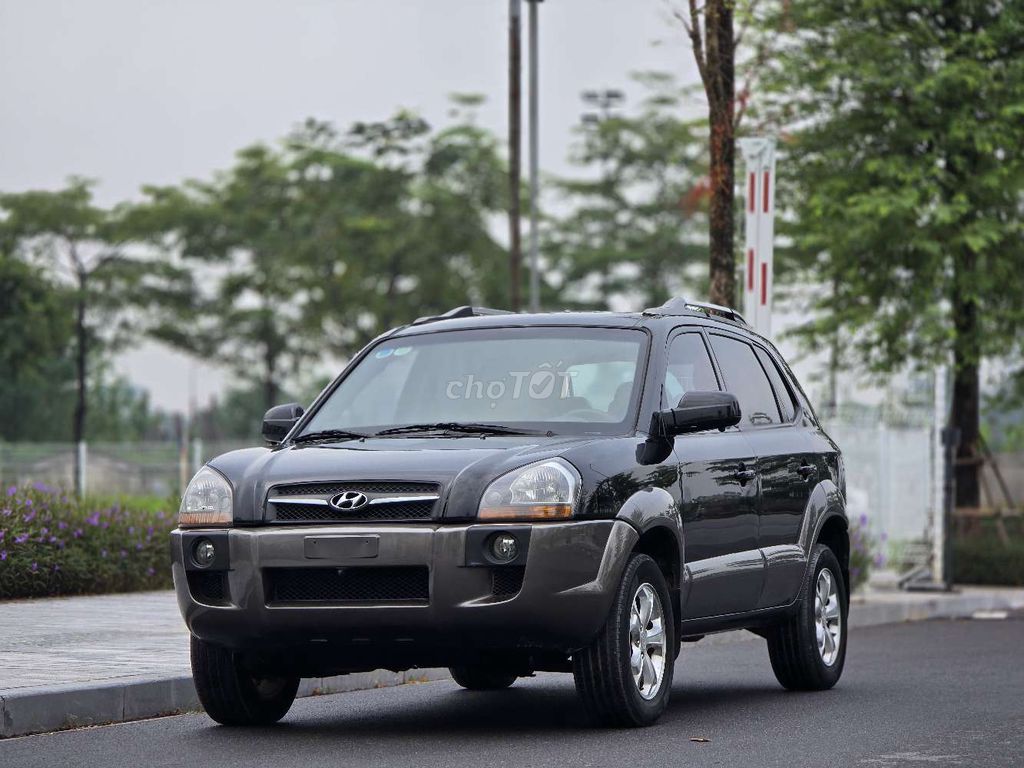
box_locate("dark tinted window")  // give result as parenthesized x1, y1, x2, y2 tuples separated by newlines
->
(662, 333, 719, 408)
(709, 335, 781, 427)
(754, 347, 797, 422)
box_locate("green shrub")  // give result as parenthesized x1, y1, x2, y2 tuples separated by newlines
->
(848, 513, 885, 592)
(0, 483, 176, 599)
(954, 523, 1024, 587)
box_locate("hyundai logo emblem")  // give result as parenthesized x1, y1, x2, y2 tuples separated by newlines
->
(329, 491, 369, 511)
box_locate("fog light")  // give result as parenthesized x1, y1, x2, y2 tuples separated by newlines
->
(490, 533, 518, 563)
(192, 538, 216, 568)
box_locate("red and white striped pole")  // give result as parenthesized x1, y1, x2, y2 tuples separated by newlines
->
(739, 137, 777, 337)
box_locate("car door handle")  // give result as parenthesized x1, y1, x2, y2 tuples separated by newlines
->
(733, 468, 757, 485)
(797, 464, 817, 479)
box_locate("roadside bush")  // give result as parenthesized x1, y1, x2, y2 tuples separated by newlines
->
(954, 519, 1024, 587)
(849, 513, 885, 592)
(0, 484, 175, 600)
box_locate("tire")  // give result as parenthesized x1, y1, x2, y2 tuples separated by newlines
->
(449, 666, 518, 691)
(573, 553, 675, 728)
(190, 636, 300, 726)
(767, 543, 848, 691)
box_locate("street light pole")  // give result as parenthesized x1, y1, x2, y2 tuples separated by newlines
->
(508, 0, 523, 312)
(527, 0, 541, 313)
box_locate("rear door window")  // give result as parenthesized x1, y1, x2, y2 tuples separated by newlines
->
(754, 347, 797, 422)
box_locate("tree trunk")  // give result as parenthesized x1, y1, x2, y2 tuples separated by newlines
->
(73, 272, 88, 496)
(685, 0, 737, 309)
(951, 249, 980, 509)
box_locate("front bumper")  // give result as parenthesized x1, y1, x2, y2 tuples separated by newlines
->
(171, 519, 636, 655)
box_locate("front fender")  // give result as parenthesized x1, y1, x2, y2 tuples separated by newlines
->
(614, 486, 686, 613)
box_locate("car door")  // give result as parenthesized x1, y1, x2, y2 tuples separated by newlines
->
(665, 330, 762, 620)
(708, 333, 814, 609)
(748, 344, 820, 607)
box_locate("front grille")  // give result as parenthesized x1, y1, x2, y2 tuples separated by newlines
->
(266, 481, 441, 524)
(188, 571, 229, 605)
(265, 567, 430, 604)
(491, 567, 525, 599)
(274, 482, 437, 496)
(273, 499, 435, 522)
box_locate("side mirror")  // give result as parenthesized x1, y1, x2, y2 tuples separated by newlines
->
(652, 390, 741, 438)
(262, 403, 304, 445)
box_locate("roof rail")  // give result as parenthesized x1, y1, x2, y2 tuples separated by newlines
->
(643, 297, 749, 326)
(410, 305, 513, 326)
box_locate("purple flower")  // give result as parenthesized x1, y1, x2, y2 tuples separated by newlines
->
(146, 567, 156, 576)
(40, 527, 48, 535)
(119, 549, 128, 559)
(6, 486, 16, 497)
(101, 521, 109, 529)
(48, 536, 58, 544)
(24, 499, 32, 508)
(58, 521, 68, 530)
(86, 513, 100, 527)
(100, 548, 108, 558)
(1, 507, 10, 517)
(52, 564, 60, 572)
(14, 533, 29, 545)
(73, 528, 83, 539)
(128, 526, 135, 535)
(0, 550, 6, 561)
(135, 542, 143, 551)
(22, 511, 36, 523)
(0, 530, 4, 541)
(29, 562, 38, 573)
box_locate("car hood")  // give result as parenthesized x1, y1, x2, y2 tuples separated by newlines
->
(208, 435, 603, 523)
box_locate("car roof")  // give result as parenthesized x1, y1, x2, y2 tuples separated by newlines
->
(385, 304, 764, 344)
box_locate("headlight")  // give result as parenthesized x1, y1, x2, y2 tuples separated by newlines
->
(478, 458, 581, 521)
(179, 467, 233, 528)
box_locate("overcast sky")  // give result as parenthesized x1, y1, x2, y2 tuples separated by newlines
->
(1, 0, 704, 412)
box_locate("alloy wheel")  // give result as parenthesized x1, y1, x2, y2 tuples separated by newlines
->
(629, 582, 667, 700)
(814, 568, 842, 666)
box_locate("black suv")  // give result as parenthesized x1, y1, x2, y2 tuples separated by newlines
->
(172, 299, 849, 728)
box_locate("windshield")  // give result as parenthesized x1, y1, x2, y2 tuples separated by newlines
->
(301, 326, 648, 437)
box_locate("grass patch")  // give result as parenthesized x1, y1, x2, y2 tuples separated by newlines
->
(0, 483, 176, 599)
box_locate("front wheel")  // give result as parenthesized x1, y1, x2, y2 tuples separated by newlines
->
(191, 636, 300, 726)
(766, 543, 848, 691)
(573, 553, 675, 727)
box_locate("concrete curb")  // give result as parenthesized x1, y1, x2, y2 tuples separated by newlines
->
(3, 587, 1022, 739)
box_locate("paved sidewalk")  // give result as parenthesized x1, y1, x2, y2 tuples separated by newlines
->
(2, 586, 1023, 738)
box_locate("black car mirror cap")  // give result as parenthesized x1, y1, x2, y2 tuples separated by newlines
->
(652, 390, 741, 438)
(261, 402, 305, 445)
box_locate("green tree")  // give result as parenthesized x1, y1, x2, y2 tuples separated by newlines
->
(0, 254, 73, 440)
(140, 103, 514, 413)
(551, 74, 710, 309)
(0, 180, 192, 488)
(761, 1, 1024, 506)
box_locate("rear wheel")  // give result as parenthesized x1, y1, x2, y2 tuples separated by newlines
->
(573, 553, 675, 727)
(766, 543, 848, 691)
(449, 666, 518, 690)
(191, 636, 300, 726)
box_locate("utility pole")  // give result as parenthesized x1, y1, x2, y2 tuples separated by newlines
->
(508, 0, 523, 312)
(527, 0, 542, 313)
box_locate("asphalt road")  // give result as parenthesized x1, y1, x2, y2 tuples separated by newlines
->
(3, 614, 1022, 768)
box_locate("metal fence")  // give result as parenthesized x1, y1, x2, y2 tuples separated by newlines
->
(1, 424, 943, 571)
(0, 440, 253, 498)
(822, 421, 938, 571)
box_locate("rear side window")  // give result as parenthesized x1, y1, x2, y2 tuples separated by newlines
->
(709, 335, 781, 427)
(662, 333, 720, 408)
(754, 347, 797, 422)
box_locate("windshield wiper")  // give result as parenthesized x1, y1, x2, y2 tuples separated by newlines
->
(374, 422, 551, 437)
(291, 429, 370, 444)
